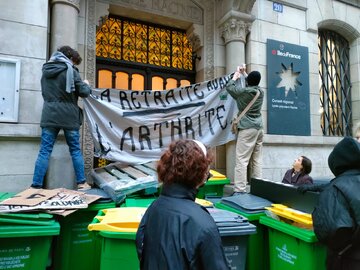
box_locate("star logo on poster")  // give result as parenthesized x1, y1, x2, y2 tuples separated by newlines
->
(276, 63, 302, 97)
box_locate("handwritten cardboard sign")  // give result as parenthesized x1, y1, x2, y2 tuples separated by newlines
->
(0, 188, 101, 213)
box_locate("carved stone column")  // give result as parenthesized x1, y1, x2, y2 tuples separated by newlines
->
(218, 10, 254, 183)
(45, 0, 81, 189)
(218, 11, 253, 73)
(50, 0, 80, 53)
(83, 0, 97, 180)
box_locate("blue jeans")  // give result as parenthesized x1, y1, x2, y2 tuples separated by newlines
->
(32, 127, 86, 187)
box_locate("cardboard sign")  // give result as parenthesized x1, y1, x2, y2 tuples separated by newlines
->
(46, 193, 101, 216)
(0, 188, 101, 213)
(1, 189, 59, 206)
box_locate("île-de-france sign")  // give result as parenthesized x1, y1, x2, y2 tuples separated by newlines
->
(266, 39, 310, 136)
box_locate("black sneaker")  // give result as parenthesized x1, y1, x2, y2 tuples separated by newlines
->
(30, 184, 42, 189)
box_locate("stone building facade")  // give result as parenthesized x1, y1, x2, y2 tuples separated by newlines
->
(0, 0, 359, 192)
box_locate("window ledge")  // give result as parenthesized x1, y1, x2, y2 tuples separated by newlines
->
(264, 134, 342, 146)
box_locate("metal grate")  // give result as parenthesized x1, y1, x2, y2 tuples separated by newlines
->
(96, 16, 193, 71)
(318, 30, 352, 136)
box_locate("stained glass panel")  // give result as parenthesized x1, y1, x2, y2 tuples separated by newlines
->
(115, 72, 128, 90)
(96, 16, 193, 70)
(172, 31, 183, 69)
(96, 17, 122, 59)
(132, 74, 145, 91)
(152, 76, 164, 90)
(98, 70, 112, 88)
(183, 34, 193, 70)
(166, 78, 177, 89)
(180, 79, 191, 87)
(149, 26, 171, 67)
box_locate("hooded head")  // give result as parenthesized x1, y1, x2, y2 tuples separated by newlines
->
(328, 137, 360, 176)
(247, 71, 261, 86)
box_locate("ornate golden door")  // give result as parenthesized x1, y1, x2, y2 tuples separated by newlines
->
(95, 15, 196, 166)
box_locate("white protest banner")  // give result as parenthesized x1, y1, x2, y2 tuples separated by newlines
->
(83, 74, 236, 164)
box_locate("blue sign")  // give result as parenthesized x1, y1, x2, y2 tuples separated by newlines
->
(273, 2, 283, 13)
(266, 39, 310, 136)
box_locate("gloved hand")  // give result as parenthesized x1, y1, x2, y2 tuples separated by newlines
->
(297, 184, 313, 194)
(297, 183, 329, 194)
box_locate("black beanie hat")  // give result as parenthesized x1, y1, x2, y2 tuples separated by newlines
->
(247, 71, 261, 86)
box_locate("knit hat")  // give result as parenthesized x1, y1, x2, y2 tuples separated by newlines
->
(247, 71, 261, 86)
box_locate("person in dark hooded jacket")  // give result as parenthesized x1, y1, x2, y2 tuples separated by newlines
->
(135, 139, 230, 270)
(312, 137, 360, 270)
(31, 45, 92, 190)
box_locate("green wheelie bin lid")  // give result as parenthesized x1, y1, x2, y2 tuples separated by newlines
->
(0, 192, 56, 226)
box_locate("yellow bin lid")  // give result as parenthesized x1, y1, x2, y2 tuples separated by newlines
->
(265, 204, 313, 226)
(195, 198, 213, 207)
(88, 207, 147, 233)
(208, 169, 227, 180)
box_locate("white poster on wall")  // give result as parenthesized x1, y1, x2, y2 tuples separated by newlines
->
(83, 74, 237, 164)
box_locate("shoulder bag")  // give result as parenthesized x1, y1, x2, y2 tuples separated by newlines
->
(231, 90, 260, 134)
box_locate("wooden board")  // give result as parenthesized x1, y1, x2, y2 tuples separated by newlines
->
(119, 166, 149, 179)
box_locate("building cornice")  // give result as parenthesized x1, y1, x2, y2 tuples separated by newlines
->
(51, 0, 80, 13)
(218, 10, 255, 44)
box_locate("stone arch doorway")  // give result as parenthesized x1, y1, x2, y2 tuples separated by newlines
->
(94, 15, 196, 167)
(83, 0, 215, 176)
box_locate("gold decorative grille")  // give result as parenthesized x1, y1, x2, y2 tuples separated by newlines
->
(318, 30, 352, 136)
(148, 26, 171, 67)
(96, 17, 122, 59)
(96, 16, 193, 70)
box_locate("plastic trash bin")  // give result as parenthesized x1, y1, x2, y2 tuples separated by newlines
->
(123, 197, 213, 208)
(122, 197, 156, 207)
(88, 207, 147, 270)
(207, 208, 256, 270)
(265, 204, 313, 229)
(52, 200, 116, 270)
(0, 192, 60, 270)
(0, 220, 60, 270)
(215, 204, 268, 270)
(259, 215, 326, 270)
(0, 192, 15, 201)
(0, 212, 55, 226)
(215, 194, 273, 270)
(96, 230, 138, 270)
(197, 170, 230, 199)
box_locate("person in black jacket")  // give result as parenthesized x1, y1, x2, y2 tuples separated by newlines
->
(31, 46, 92, 190)
(312, 137, 360, 270)
(136, 139, 230, 270)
